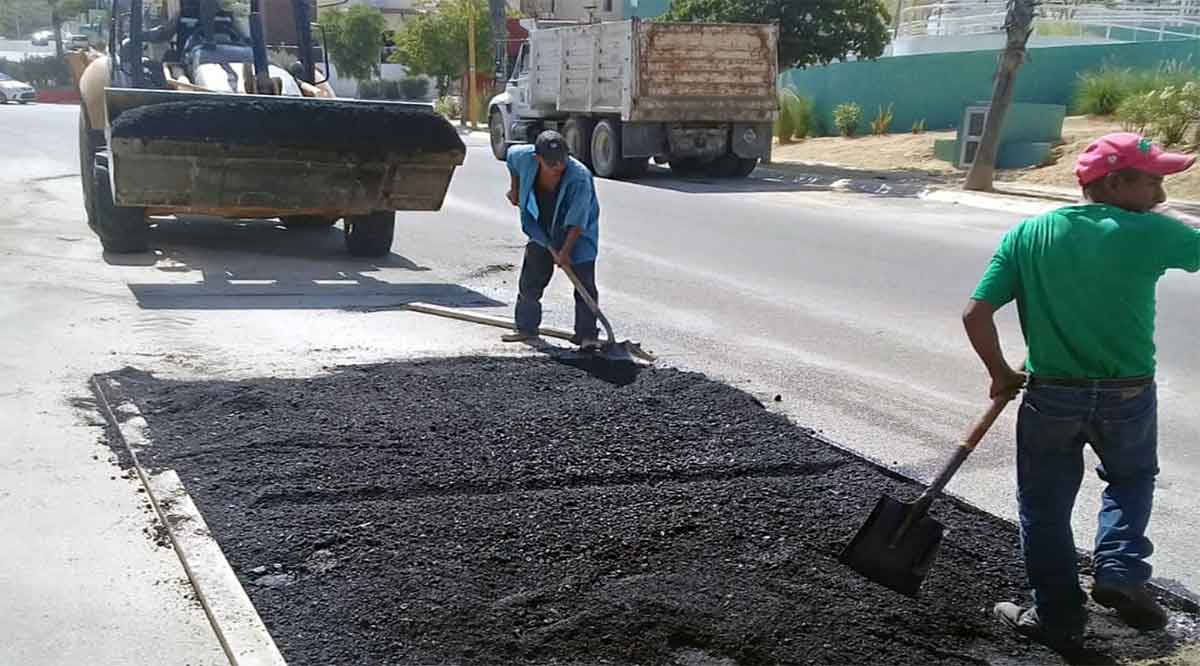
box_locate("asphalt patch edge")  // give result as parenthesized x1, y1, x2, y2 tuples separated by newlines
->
(91, 374, 289, 666)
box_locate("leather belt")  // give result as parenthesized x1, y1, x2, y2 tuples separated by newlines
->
(1028, 375, 1154, 389)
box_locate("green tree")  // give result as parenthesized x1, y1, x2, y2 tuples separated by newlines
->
(47, 0, 87, 57)
(391, 0, 491, 96)
(664, 0, 892, 69)
(321, 5, 387, 82)
(0, 0, 51, 39)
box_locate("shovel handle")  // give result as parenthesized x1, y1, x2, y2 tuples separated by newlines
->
(558, 261, 617, 343)
(916, 394, 1015, 506)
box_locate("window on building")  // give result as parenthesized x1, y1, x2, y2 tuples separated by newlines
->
(603, 0, 612, 11)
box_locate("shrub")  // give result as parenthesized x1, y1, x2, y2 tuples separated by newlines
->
(870, 103, 894, 136)
(1148, 86, 1190, 147)
(0, 55, 71, 88)
(398, 76, 429, 100)
(775, 89, 814, 142)
(833, 102, 862, 138)
(1116, 92, 1155, 134)
(1073, 60, 1199, 116)
(433, 95, 461, 119)
(911, 118, 927, 134)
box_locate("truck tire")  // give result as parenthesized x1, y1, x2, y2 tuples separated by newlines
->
(489, 109, 508, 161)
(732, 157, 759, 178)
(668, 158, 705, 178)
(706, 155, 740, 178)
(344, 211, 395, 257)
(281, 215, 338, 229)
(590, 119, 623, 179)
(563, 117, 594, 168)
(79, 108, 99, 229)
(92, 162, 150, 253)
(623, 157, 649, 178)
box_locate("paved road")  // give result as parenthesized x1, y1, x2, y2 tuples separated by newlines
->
(4, 106, 1198, 604)
(0, 38, 54, 62)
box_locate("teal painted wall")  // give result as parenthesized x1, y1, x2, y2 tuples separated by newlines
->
(781, 39, 1200, 136)
(624, 0, 670, 18)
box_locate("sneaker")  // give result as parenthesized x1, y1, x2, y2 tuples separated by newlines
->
(994, 603, 1085, 652)
(1091, 581, 1168, 631)
(501, 331, 538, 343)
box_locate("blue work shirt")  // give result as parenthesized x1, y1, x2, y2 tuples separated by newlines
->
(506, 145, 600, 264)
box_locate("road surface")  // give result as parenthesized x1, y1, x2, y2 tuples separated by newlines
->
(3, 104, 1197, 603)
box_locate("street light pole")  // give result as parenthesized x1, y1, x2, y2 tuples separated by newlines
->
(467, 2, 477, 130)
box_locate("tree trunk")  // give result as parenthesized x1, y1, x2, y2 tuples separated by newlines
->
(964, 0, 1036, 192)
(51, 8, 64, 58)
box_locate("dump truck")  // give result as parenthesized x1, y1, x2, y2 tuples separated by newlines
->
(70, 0, 465, 256)
(487, 19, 778, 179)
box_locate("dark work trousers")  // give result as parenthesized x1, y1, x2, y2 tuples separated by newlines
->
(514, 242, 599, 341)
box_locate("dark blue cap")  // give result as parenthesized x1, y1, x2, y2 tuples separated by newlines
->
(534, 130, 568, 163)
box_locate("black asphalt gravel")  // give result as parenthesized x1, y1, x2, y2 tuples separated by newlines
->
(99, 357, 1198, 666)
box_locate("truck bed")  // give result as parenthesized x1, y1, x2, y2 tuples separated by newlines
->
(533, 20, 777, 124)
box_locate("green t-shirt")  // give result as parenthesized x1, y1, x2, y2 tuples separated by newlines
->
(973, 204, 1200, 379)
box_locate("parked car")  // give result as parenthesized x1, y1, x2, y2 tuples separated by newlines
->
(69, 33, 91, 49)
(0, 73, 36, 104)
(30, 30, 53, 46)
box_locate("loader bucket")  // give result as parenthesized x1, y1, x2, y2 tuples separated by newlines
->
(104, 88, 465, 218)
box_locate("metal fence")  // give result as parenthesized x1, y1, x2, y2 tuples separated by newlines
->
(896, 0, 1200, 41)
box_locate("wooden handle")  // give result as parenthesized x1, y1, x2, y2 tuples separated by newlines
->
(963, 394, 1015, 451)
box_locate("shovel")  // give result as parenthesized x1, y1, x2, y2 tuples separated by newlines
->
(557, 262, 655, 364)
(840, 394, 1015, 597)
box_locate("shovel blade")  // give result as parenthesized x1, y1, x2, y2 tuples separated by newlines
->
(839, 494, 945, 597)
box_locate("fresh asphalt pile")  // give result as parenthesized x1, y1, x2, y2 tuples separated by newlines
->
(110, 99, 465, 155)
(101, 358, 1197, 666)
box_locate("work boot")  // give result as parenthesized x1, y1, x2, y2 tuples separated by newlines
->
(994, 603, 1085, 653)
(1091, 581, 1169, 631)
(501, 331, 538, 343)
(577, 336, 602, 351)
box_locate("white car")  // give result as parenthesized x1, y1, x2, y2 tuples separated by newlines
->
(0, 73, 36, 104)
(30, 30, 53, 46)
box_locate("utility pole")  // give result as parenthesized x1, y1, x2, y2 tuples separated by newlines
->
(490, 0, 506, 90)
(467, 0, 477, 129)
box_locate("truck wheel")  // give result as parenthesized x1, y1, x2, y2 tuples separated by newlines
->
(92, 162, 149, 253)
(344, 211, 395, 257)
(79, 108, 100, 229)
(563, 117, 594, 168)
(668, 158, 705, 178)
(489, 109, 508, 161)
(623, 157, 649, 178)
(733, 157, 759, 178)
(590, 119, 624, 179)
(706, 155, 740, 178)
(281, 215, 338, 229)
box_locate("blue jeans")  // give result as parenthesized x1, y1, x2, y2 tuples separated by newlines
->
(514, 242, 599, 340)
(1016, 382, 1159, 633)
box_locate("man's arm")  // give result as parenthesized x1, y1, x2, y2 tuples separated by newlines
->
(962, 299, 1025, 399)
(554, 226, 583, 267)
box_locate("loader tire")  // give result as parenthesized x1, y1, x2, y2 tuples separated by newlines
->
(668, 158, 705, 178)
(92, 162, 149, 253)
(79, 109, 100, 229)
(489, 110, 508, 161)
(344, 211, 395, 257)
(281, 215, 338, 229)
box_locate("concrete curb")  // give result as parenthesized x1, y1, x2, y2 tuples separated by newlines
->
(92, 375, 288, 666)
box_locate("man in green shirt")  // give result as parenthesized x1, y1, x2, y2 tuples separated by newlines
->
(964, 133, 1198, 651)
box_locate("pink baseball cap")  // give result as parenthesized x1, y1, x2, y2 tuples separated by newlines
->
(1075, 133, 1195, 186)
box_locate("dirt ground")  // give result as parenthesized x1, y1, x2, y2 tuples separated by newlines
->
(100, 357, 1199, 666)
(770, 117, 1200, 201)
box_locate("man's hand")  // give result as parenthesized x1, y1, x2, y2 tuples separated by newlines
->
(990, 366, 1027, 401)
(552, 248, 572, 268)
(506, 189, 519, 207)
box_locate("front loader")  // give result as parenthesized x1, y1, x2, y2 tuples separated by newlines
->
(70, 0, 465, 257)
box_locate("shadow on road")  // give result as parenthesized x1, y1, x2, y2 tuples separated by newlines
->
(108, 216, 502, 311)
(628, 164, 949, 198)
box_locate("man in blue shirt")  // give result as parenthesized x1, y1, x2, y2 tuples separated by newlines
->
(502, 130, 602, 348)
